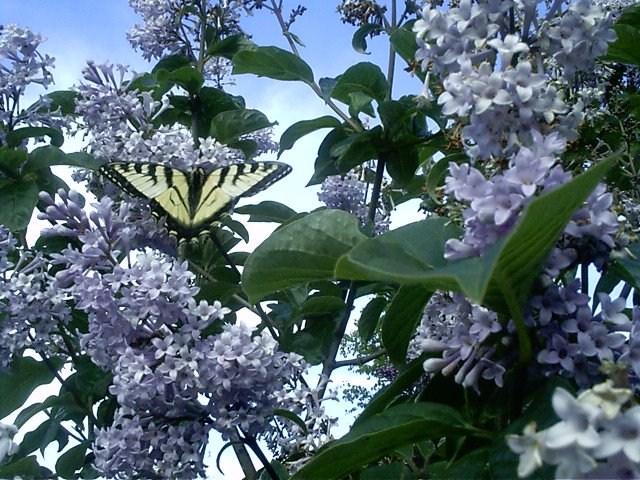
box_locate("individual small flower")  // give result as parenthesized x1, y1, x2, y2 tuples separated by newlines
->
(0, 423, 18, 464)
(506, 422, 546, 477)
(544, 387, 601, 450)
(595, 406, 640, 462)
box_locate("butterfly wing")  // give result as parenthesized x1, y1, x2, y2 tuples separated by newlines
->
(100, 161, 292, 243)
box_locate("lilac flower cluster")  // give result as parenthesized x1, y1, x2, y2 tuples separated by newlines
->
(127, 0, 258, 83)
(0, 24, 68, 145)
(318, 172, 390, 234)
(414, 0, 616, 159)
(508, 381, 640, 478)
(37, 190, 328, 477)
(0, 227, 72, 371)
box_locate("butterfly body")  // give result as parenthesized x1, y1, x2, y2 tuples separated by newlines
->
(99, 161, 292, 243)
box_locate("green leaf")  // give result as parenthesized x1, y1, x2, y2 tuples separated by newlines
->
(278, 116, 342, 157)
(352, 23, 381, 54)
(0, 147, 27, 177)
(6, 127, 64, 148)
(152, 54, 192, 73)
(24, 146, 101, 173)
(334, 128, 381, 172)
(56, 442, 89, 479)
(242, 210, 367, 303)
(336, 156, 615, 311)
(0, 357, 59, 419)
(232, 46, 314, 85)
(319, 77, 337, 102)
(385, 146, 419, 188)
(604, 24, 640, 66)
(0, 456, 51, 478)
(38, 90, 81, 116)
(210, 109, 274, 144)
(273, 409, 309, 435)
(358, 296, 387, 341)
(389, 21, 425, 82)
(235, 201, 297, 223)
(292, 403, 472, 480)
(156, 66, 204, 94)
(207, 33, 256, 59)
(307, 128, 346, 186)
(361, 463, 417, 479)
(383, 286, 432, 365)
(0, 179, 39, 231)
(332, 62, 388, 106)
(297, 296, 346, 317)
(355, 355, 427, 426)
(431, 449, 490, 480)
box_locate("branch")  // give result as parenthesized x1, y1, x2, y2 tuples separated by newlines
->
(332, 349, 386, 369)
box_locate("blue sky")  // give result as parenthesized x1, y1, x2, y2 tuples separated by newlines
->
(3, 1, 424, 217)
(2, 2, 423, 475)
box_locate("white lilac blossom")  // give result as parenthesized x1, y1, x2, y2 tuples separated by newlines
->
(0, 422, 18, 465)
(508, 381, 640, 478)
(0, 226, 72, 371)
(0, 24, 68, 144)
(318, 172, 390, 234)
(413, 0, 616, 159)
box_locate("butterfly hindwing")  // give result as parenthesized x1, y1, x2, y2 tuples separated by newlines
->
(99, 161, 291, 243)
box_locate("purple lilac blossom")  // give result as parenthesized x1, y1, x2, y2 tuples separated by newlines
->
(37, 189, 332, 477)
(0, 24, 69, 144)
(318, 172, 390, 234)
(413, 0, 615, 159)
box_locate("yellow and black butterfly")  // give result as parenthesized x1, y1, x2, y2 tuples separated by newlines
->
(99, 161, 292, 244)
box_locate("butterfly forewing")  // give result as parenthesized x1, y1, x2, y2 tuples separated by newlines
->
(99, 160, 292, 244)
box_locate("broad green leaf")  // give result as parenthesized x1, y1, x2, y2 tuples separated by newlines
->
(24, 146, 101, 173)
(358, 296, 387, 341)
(207, 33, 256, 59)
(307, 128, 347, 185)
(389, 20, 425, 82)
(278, 116, 342, 157)
(297, 296, 346, 317)
(604, 24, 640, 66)
(354, 355, 427, 426)
(385, 146, 419, 188)
(199, 86, 243, 116)
(0, 456, 51, 478)
(151, 54, 191, 73)
(232, 46, 314, 85)
(235, 201, 297, 223)
(14, 393, 75, 429)
(430, 448, 490, 480)
(382, 286, 432, 365)
(56, 442, 89, 479)
(0, 357, 59, 419)
(332, 62, 388, 105)
(0, 147, 27, 177)
(334, 127, 381, 172)
(156, 66, 204, 94)
(361, 463, 417, 479)
(5, 127, 64, 148)
(292, 403, 472, 480)
(318, 77, 337, 102)
(0, 179, 39, 231)
(352, 23, 381, 54)
(38, 90, 81, 116)
(336, 156, 615, 311)
(210, 109, 273, 144)
(603, 5, 640, 65)
(242, 209, 367, 303)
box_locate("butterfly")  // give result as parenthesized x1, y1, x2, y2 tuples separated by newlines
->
(99, 161, 292, 244)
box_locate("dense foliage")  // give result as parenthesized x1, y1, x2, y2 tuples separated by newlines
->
(1, 0, 640, 479)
